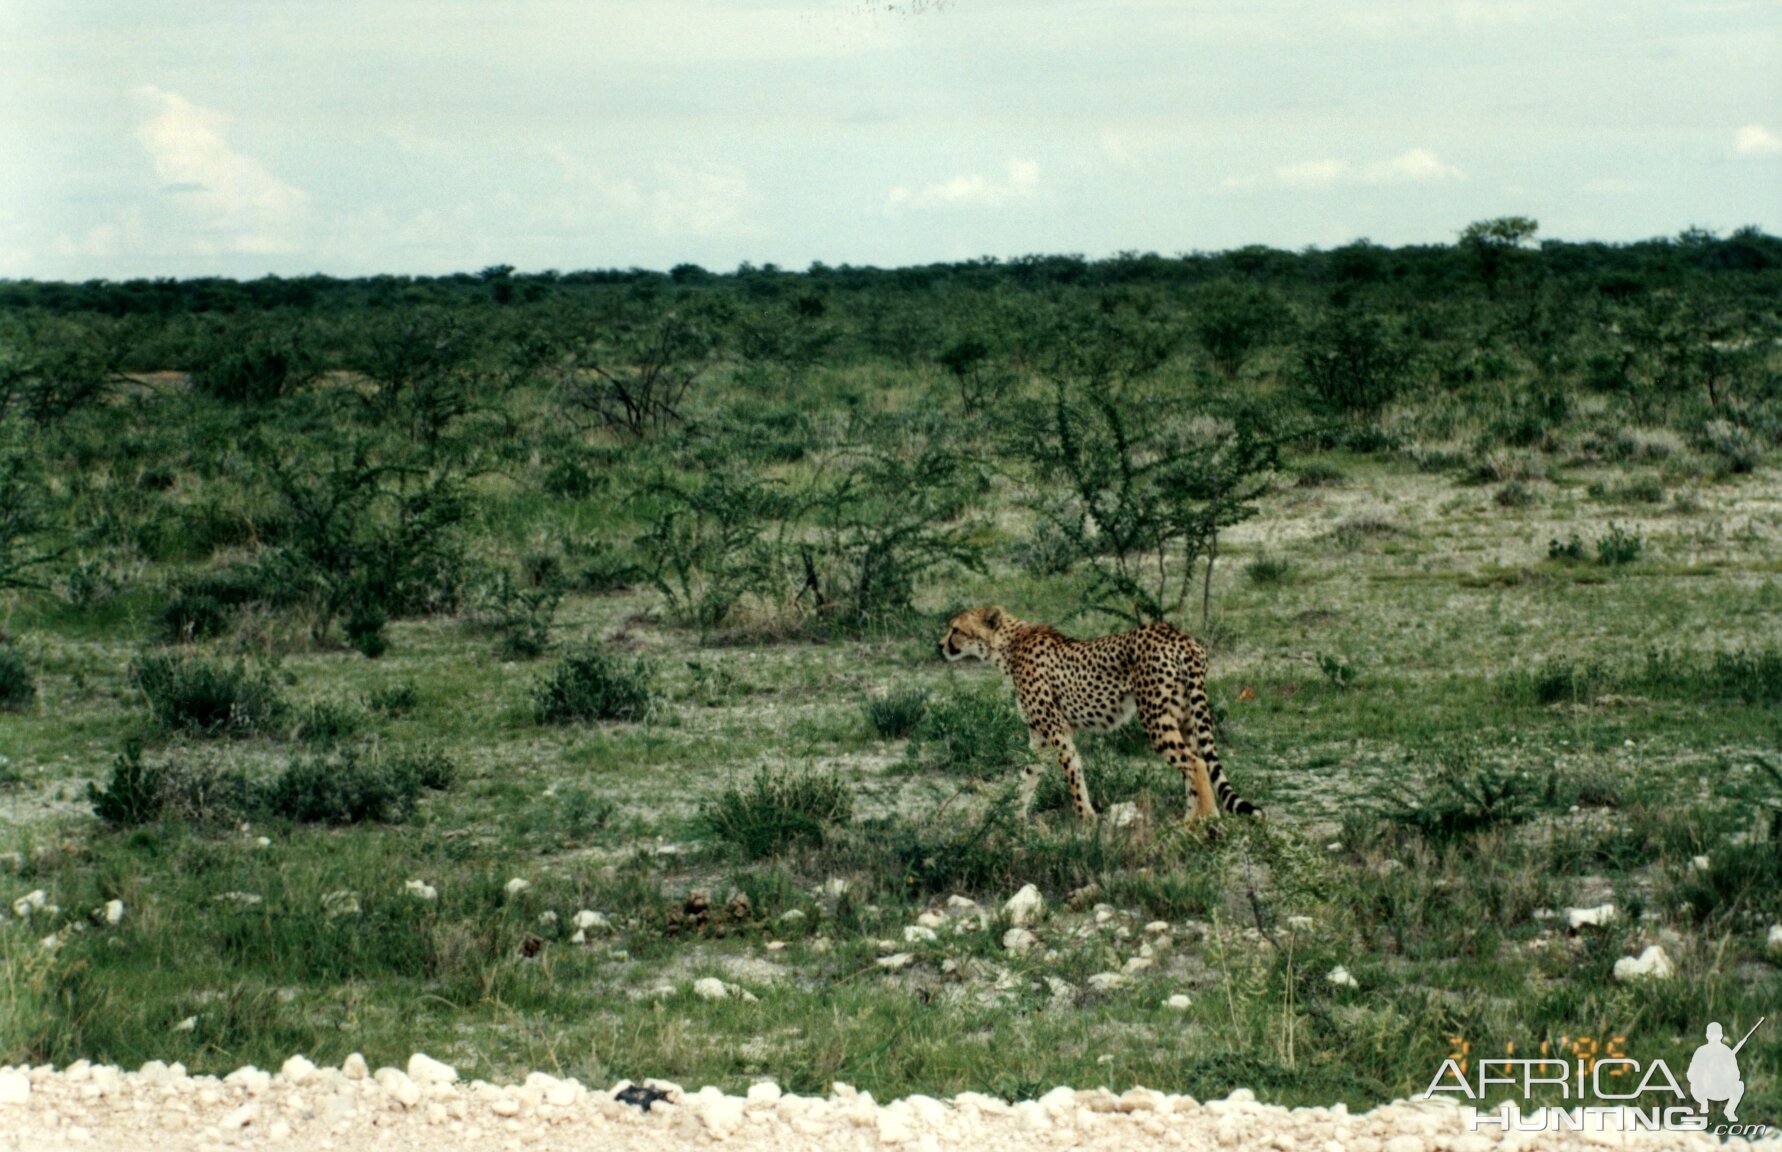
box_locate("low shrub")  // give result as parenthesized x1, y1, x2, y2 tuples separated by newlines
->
(130, 651, 287, 736)
(293, 698, 366, 745)
(0, 637, 34, 711)
(1245, 554, 1293, 585)
(1385, 758, 1550, 843)
(157, 566, 277, 643)
(1547, 534, 1587, 562)
(259, 747, 439, 825)
(535, 647, 657, 724)
(88, 741, 163, 826)
(695, 767, 854, 859)
(1596, 523, 1643, 566)
(902, 680, 1029, 779)
(865, 686, 929, 739)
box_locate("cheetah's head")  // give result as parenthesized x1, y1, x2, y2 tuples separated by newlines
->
(939, 605, 1007, 663)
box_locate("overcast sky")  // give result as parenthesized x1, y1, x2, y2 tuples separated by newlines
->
(3, 0, 1778, 280)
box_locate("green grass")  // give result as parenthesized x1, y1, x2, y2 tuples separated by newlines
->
(2, 343, 1780, 1118)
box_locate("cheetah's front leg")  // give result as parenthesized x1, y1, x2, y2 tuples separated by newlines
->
(1035, 728, 1096, 824)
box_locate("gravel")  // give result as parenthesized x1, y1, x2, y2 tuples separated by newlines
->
(0, 1055, 1763, 1151)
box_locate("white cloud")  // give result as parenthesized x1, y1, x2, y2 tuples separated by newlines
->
(134, 86, 307, 254)
(1734, 123, 1782, 156)
(886, 159, 1041, 211)
(1226, 148, 1464, 191)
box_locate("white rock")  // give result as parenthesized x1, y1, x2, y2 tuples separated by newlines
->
(693, 977, 730, 1000)
(765, 940, 786, 952)
(1384, 1136, 1425, 1152)
(1002, 928, 1038, 956)
(504, 878, 530, 896)
(404, 880, 438, 901)
(572, 910, 608, 930)
(1286, 915, 1315, 932)
(407, 1053, 459, 1084)
(1768, 924, 1782, 952)
(876, 952, 915, 970)
(822, 878, 849, 898)
(103, 900, 124, 925)
(916, 911, 946, 929)
(490, 1095, 520, 1117)
(1566, 903, 1616, 930)
(1045, 976, 1076, 1002)
(1122, 956, 1154, 974)
(1165, 994, 1192, 1010)
(1613, 945, 1675, 982)
(342, 1053, 369, 1080)
(1107, 801, 1142, 828)
(945, 895, 979, 911)
(225, 1066, 272, 1095)
(538, 910, 558, 927)
(779, 909, 806, 924)
(321, 890, 360, 918)
(1087, 972, 1128, 991)
(1690, 855, 1711, 873)
(700, 1094, 747, 1137)
(254, 836, 271, 849)
(1143, 921, 1170, 935)
(11, 890, 46, 918)
(1327, 965, 1360, 988)
(279, 1055, 318, 1084)
(903, 925, 938, 945)
(570, 929, 586, 945)
(747, 1081, 782, 1103)
(172, 1015, 197, 1032)
(0, 1070, 31, 1104)
(219, 1104, 255, 1130)
(1004, 884, 1045, 926)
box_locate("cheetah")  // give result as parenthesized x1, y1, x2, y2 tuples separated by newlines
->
(938, 606, 1261, 825)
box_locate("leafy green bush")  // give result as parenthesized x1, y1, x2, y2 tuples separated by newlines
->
(1294, 309, 1411, 419)
(88, 743, 256, 828)
(261, 751, 409, 825)
(696, 768, 854, 859)
(1547, 534, 1587, 562)
(902, 681, 1029, 779)
(130, 652, 287, 736)
(89, 741, 163, 826)
(1596, 523, 1643, 566)
(0, 637, 34, 711)
(865, 686, 929, 739)
(191, 332, 313, 404)
(535, 647, 657, 724)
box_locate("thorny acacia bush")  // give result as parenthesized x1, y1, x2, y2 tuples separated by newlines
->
(632, 442, 987, 636)
(1011, 381, 1280, 626)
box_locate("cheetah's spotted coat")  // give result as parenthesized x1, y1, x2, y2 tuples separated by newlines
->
(939, 606, 1262, 824)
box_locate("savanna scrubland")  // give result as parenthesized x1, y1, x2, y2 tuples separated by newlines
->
(1, 222, 1779, 1116)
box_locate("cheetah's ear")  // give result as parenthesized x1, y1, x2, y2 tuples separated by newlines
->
(983, 606, 1004, 630)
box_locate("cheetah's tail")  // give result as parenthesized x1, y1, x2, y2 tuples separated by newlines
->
(1210, 765, 1263, 817)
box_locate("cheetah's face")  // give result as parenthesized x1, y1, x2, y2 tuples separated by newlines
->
(939, 606, 1004, 662)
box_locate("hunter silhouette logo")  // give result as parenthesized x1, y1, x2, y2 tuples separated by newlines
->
(1424, 1017, 1771, 1136)
(1689, 1019, 1762, 1122)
